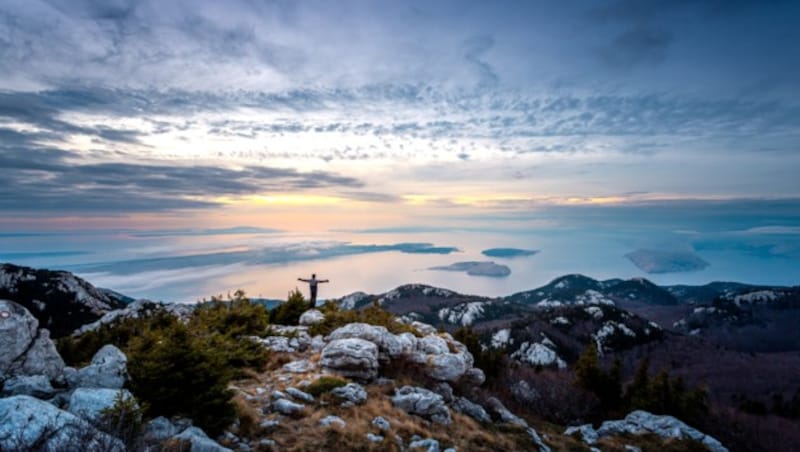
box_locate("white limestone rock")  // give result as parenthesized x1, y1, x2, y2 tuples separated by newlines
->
(1, 374, 55, 398)
(74, 344, 128, 389)
(321, 338, 379, 380)
(391, 386, 452, 425)
(68, 388, 136, 423)
(0, 395, 124, 451)
(299, 309, 325, 326)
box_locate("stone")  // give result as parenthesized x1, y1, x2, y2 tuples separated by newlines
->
(321, 338, 379, 380)
(68, 388, 136, 423)
(463, 367, 486, 386)
(527, 427, 551, 452)
(0, 300, 65, 380)
(391, 386, 451, 425)
(271, 390, 287, 400)
(595, 410, 727, 452)
(259, 419, 280, 429)
(286, 387, 314, 403)
(299, 309, 325, 326)
(511, 380, 539, 403)
(409, 438, 440, 452)
(142, 416, 179, 442)
(411, 321, 438, 335)
(1, 374, 55, 398)
(74, 344, 128, 389)
(419, 335, 450, 355)
(486, 397, 527, 427)
(327, 323, 404, 358)
(311, 335, 326, 351)
(319, 415, 346, 428)
(272, 398, 306, 416)
(173, 426, 232, 452)
(0, 395, 124, 451)
(432, 382, 454, 403)
(372, 416, 391, 431)
(452, 397, 491, 423)
(425, 353, 468, 382)
(331, 382, 368, 406)
(564, 424, 599, 445)
(367, 433, 384, 443)
(282, 359, 315, 373)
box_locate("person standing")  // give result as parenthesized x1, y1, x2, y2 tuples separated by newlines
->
(298, 273, 329, 308)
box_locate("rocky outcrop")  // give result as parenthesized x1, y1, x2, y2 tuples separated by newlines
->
(452, 397, 491, 423)
(174, 426, 233, 452)
(0, 263, 127, 338)
(321, 338, 380, 379)
(0, 299, 65, 381)
(73, 344, 128, 389)
(580, 410, 728, 452)
(68, 388, 136, 423)
(327, 323, 404, 358)
(391, 386, 452, 425)
(331, 382, 368, 406)
(73, 299, 194, 335)
(299, 309, 325, 326)
(1, 375, 55, 398)
(0, 395, 124, 451)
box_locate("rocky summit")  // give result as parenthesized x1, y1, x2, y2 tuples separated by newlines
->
(2, 266, 798, 450)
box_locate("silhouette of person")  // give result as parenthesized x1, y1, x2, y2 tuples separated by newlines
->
(298, 273, 329, 307)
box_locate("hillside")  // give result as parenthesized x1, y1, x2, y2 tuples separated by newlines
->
(1, 265, 799, 451)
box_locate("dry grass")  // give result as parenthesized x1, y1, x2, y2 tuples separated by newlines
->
(261, 385, 540, 451)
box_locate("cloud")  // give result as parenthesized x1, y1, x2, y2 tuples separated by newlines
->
(69, 241, 459, 274)
(0, 144, 363, 213)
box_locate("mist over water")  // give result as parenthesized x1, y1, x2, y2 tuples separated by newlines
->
(2, 220, 798, 302)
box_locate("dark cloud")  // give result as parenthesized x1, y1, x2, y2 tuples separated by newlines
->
(0, 144, 362, 213)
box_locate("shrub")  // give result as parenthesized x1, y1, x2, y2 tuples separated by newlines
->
(453, 327, 505, 381)
(270, 289, 308, 325)
(309, 301, 418, 336)
(305, 376, 348, 397)
(97, 391, 144, 448)
(193, 289, 269, 337)
(126, 316, 236, 436)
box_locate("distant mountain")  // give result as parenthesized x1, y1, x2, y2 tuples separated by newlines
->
(0, 263, 129, 337)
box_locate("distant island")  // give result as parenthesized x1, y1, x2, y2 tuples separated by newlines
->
(481, 248, 538, 258)
(625, 249, 709, 274)
(429, 261, 511, 277)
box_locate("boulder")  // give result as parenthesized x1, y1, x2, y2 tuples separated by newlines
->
(299, 309, 325, 326)
(372, 416, 391, 431)
(419, 335, 450, 355)
(564, 424, 599, 445)
(327, 323, 404, 358)
(0, 395, 124, 451)
(411, 321, 438, 335)
(409, 438, 440, 452)
(0, 300, 65, 380)
(141, 416, 180, 443)
(463, 367, 486, 386)
(527, 427, 551, 452)
(286, 387, 314, 403)
(319, 415, 346, 428)
(367, 433, 384, 443)
(486, 397, 527, 427)
(1, 374, 55, 398)
(330, 382, 368, 406)
(391, 386, 452, 425)
(272, 398, 306, 416)
(595, 410, 727, 452)
(74, 344, 128, 389)
(425, 353, 468, 382)
(68, 388, 136, 423)
(321, 338, 379, 379)
(282, 359, 316, 373)
(173, 426, 232, 452)
(453, 397, 491, 423)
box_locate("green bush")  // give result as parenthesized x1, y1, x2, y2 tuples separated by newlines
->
(127, 316, 236, 436)
(453, 326, 505, 381)
(193, 289, 269, 338)
(304, 376, 348, 397)
(97, 391, 144, 448)
(270, 289, 308, 325)
(58, 291, 272, 436)
(309, 301, 418, 336)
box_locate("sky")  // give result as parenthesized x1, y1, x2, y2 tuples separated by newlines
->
(1, 1, 799, 299)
